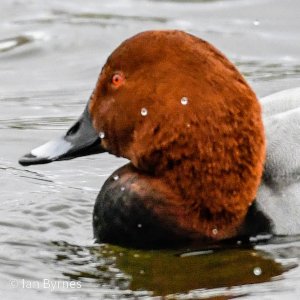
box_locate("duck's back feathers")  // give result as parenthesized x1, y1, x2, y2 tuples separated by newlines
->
(261, 88, 300, 187)
(258, 88, 300, 234)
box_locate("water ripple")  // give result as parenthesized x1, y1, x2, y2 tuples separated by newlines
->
(13, 10, 168, 27)
(237, 60, 300, 81)
(0, 32, 48, 54)
(0, 116, 75, 130)
(0, 36, 31, 53)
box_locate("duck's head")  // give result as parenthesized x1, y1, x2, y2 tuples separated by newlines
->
(19, 30, 266, 243)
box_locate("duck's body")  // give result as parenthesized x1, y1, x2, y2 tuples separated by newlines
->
(18, 30, 300, 248)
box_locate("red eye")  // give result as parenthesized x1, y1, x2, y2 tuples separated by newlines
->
(111, 72, 125, 88)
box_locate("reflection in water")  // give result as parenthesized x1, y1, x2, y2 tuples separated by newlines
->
(50, 241, 292, 298)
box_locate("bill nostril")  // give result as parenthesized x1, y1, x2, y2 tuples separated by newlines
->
(66, 121, 81, 136)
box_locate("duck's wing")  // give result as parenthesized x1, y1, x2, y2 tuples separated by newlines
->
(261, 87, 300, 117)
(261, 88, 300, 186)
(257, 88, 300, 235)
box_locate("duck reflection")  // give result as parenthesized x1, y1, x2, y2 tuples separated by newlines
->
(51, 241, 292, 297)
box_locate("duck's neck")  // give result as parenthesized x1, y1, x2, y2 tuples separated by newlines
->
(155, 161, 251, 240)
(127, 110, 264, 241)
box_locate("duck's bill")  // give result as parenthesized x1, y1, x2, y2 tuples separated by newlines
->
(18, 104, 104, 166)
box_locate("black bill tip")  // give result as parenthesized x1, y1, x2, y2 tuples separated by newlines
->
(19, 153, 52, 166)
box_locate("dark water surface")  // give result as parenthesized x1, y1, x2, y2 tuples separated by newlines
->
(1, 0, 300, 299)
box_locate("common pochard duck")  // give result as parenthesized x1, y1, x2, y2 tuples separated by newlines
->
(19, 30, 300, 248)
